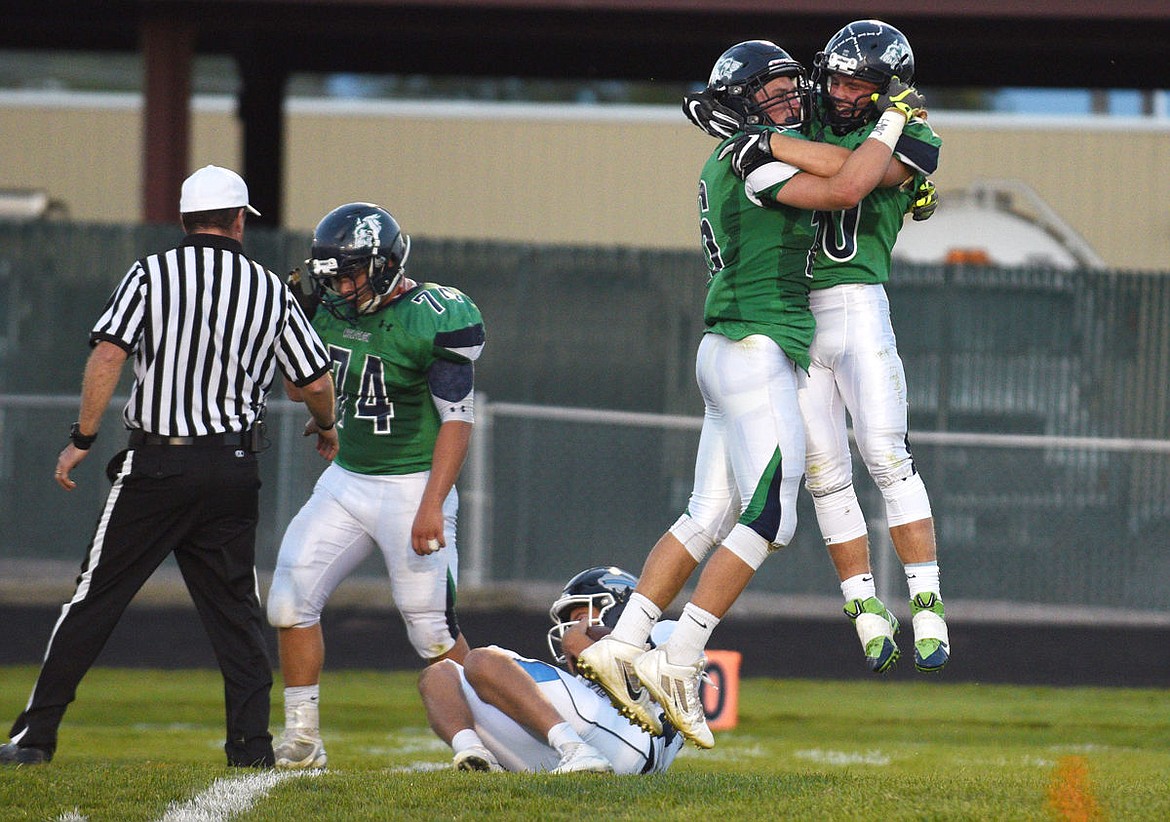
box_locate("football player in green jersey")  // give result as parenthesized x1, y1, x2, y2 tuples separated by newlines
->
(682, 20, 949, 677)
(266, 203, 486, 768)
(577, 40, 924, 749)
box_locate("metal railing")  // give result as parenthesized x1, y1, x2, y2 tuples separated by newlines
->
(3, 392, 1170, 617)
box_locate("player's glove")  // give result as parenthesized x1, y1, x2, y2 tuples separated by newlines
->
(871, 76, 925, 120)
(724, 127, 774, 179)
(908, 178, 938, 221)
(286, 267, 319, 320)
(682, 90, 746, 139)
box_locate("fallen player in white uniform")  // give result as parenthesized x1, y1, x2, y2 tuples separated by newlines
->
(418, 566, 683, 773)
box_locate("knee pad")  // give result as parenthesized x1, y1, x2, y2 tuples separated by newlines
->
(668, 514, 718, 563)
(722, 523, 782, 571)
(266, 567, 321, 629)
(402, 611, 458, 661)
(881, 471, 933, 527)
(810, 483, 868, 545)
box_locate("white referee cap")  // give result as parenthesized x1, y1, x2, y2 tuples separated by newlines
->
(180, 165, 261, 216)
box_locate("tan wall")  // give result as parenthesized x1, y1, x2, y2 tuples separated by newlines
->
(3, 93, 1169, 270)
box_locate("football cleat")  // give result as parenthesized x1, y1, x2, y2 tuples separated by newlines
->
(550, 742, 613, 774)
(453, 744, 503, 772)
(575, 637, 662, 735)
(0, 742, 50, 766)
(910, 592, 950, 672)
(633, 648, 714, 749)
(273, 728, 327, 769)
(844, 597, 901, 673)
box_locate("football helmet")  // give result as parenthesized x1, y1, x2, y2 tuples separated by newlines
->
(706, 40, 810, 129)
(307, 202, 410, 322)
(812, 19, 915, 133)
(546, 566, 637, 665)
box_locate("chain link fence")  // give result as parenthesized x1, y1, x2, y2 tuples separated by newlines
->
(2, 221, 1168, 615)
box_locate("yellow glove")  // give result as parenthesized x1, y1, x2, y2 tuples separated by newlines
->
(872, 76, 925, 120)
(908, 178, 938, 221)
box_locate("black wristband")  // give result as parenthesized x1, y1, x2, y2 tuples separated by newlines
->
(317, 419, 336, 431)
(69, 422, 97, 450)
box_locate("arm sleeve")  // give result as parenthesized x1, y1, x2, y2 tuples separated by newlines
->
(428, 359, 475, 423)
(893, 119, 941, 175)
(744, 161, 801, 207)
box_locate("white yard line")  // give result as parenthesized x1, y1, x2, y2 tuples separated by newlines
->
(158, 770, 317, 822)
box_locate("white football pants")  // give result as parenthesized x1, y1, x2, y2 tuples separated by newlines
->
(800, 283, 931, 539)
(454, 647, 680, 774)
(676, 332, 805, 562)
(267, 462, 460, 659)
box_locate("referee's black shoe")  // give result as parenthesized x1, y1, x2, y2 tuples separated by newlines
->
(0, 742, 50, 765)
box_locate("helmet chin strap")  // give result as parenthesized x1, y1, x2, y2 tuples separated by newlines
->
(357, 270, 405, 315)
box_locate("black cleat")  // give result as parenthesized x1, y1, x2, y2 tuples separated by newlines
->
(0, 742, 51, 765)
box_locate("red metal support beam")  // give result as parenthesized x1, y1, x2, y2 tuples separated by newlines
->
(141, 15, 194, 225)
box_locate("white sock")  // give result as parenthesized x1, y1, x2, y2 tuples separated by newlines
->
(663, 603, 719, 666)
(451, 728, 485, 754)
(840, 573, 877, 602)
(610, 592, 660, 647)
(284, 685, 320, 729)
(546, 721, 584, 754)
(905, 561, 941, 599)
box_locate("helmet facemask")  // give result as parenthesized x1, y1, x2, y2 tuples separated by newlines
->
(545, 565, 636, 666)
(732, 73, 810, 129)
(546, 592, 623, 666)
(714, 69, 810, 130)
(707, 41, 811, 132)
(309, 235, 410, 323)
(813, 63, 884, 134)
(812, 20, 915, 135)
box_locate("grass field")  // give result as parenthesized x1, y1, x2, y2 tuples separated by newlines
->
(1, 665, 1168, 821)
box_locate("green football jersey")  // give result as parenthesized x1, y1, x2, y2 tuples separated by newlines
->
(810, 118, 942, 289)
(312, 282, 485, 475)
(699, 127, 818, 371)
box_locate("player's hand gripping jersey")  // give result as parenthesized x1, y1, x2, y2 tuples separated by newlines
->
(810, 116, 941, 287)
(699, 124, 819, 371)
(313, 282, 485, 475)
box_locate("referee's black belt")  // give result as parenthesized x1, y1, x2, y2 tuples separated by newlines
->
(129, 429, 249, 448)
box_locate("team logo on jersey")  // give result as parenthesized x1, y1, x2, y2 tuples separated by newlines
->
(710, 56, 744, 84)
(880, 42, 910, 69)
(352, 214, 382, 253)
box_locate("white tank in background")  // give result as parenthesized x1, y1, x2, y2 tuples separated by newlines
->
(893, 178, 1105, 270)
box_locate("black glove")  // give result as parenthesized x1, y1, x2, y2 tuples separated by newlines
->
(723, 128, 774, 179)
(682, 90, 745, 139)
(909, 178, 938, 221)
(286, 267, 319, 321)
(871, 76, 925, 119)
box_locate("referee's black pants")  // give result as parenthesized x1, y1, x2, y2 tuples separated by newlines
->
(9, 440, 275, 766)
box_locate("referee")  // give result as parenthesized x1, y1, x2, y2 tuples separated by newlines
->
(1, 165, 337, 768)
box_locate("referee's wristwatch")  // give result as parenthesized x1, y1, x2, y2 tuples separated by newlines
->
(69, 422, 97, 450)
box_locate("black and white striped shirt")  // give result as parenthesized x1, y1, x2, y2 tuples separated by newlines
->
(91, 233, 330, 436)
